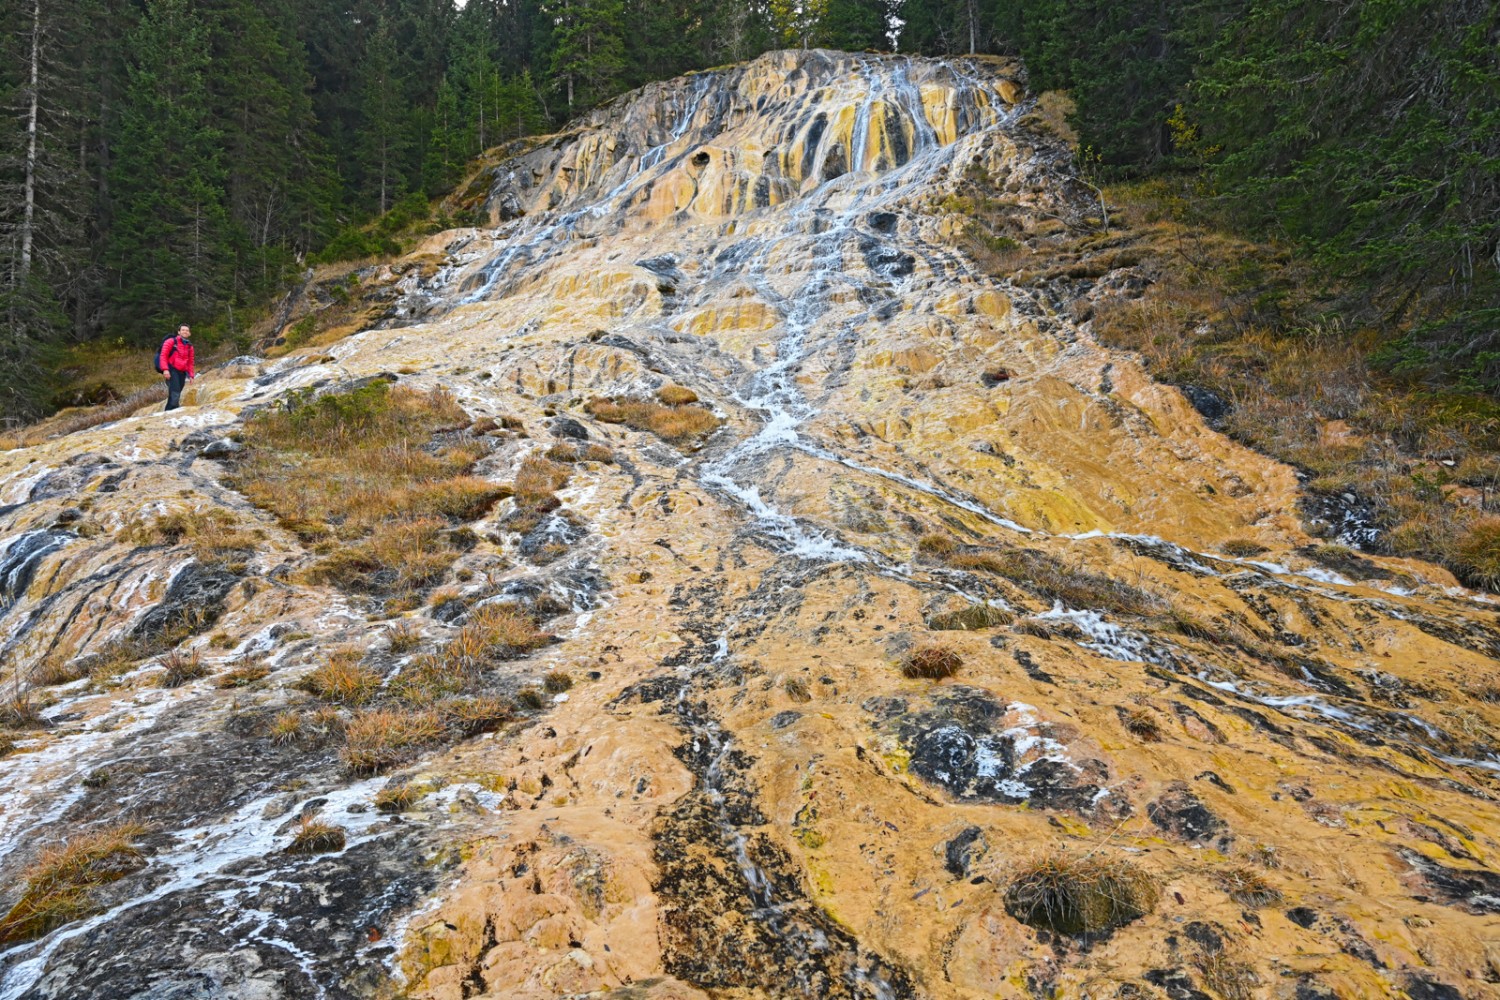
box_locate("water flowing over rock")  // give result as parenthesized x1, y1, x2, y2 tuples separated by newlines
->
(3, 49, 1500, 999)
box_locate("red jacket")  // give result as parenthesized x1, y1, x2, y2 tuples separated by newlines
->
(159, 336, 195, 376)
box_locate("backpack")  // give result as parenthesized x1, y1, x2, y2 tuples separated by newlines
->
(154, 335, 179, 373)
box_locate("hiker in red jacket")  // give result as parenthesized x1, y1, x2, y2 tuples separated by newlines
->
(159, 325, 196, 411)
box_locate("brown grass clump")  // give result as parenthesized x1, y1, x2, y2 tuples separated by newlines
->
(387, 620, 421, 653)
(514, 456, 570, 502)
(585, 396, 721, 447)
(297, 650, 381, 705)
(916, 533, 959, 555)
(902, 647, 963, 680)
(1455, 517, 1500, 590)
(543, 671, 573, 694)
(582, 443, 614, 463)
(1219, 538, 1269, 558)
(216, 662, 270, 688)
(373, 784, 421, 813)
(229, 381, 501, 598)
(268, 710, 305, 745)
(32, 656, 88, 688)
(0, 823, 148, 944)
(284, 816, 346, 855)
(544, 443, 582, 463)
(1003, 852, 1159, 937)
(438, 695, 514, 736)
(124, 508, 259, 567)
(341, 708, 442, 772)
(0, 693, 43, 729)
(515, 687, 546, 710)
(1118, 706, 1163, 741)
(928, 604, 1014, 631)
(157, 649, 208, 688)
(656, 385, 699, 406)
(1214, 865, 1284, 907)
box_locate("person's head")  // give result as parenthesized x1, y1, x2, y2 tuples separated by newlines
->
(178, 325, 191, 339)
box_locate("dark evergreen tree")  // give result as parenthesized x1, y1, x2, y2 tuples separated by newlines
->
(106, 0, 229, 337)
(547, 0, 627, 113)
(356, 20, 413, 213)
(816, 0, 889, 51)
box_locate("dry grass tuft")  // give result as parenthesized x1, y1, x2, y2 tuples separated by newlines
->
(514, 456, 570, 501)
(585, 396, 721, 447)
(0, 823, 148, 943)
(438, 695, 514, 736)
(216, 662, 270, 688)
(1214, 865, 1284, 907)
(124, 508, 259, 567)
(582, 443, 614, 463)
(916, 533, 959, 556)
(543, 671, 574, 694)
(296, 650, 381, 705)
(928, 604, 1014, 631)
(1004, 852, 1159, 937)
(157, 649, 208, 688)
(0, 693, 43, 729)
(285, 816, 346, 855)
(656, 385, 699, 406)
(1118, 706, 1163, 741)
(902, 647, 963, 680)
(1219, 538, 1269, 558)
(341, 708, 442, 772)
(373, 784, 421, 813)
(515, 686, 546, 710)
(32, 656, 88, 688)
(387, 620, 422, 653)
(269, 710, 305, 745)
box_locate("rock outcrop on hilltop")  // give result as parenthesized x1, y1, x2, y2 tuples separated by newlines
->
(3, 48, 1500, 1000)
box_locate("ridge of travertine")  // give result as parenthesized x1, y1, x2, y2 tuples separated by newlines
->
(2, 48, 1499, 1000)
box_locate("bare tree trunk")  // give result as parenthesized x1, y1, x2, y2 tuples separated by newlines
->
(21, 0, 42, 280)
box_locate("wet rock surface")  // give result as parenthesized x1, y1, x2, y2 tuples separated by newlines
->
(3, 46, 1500, 1000)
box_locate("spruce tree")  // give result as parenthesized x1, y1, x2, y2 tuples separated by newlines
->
(547, 0, 627, 113)
(106, 0, 229, 338)
(356, 20, 413, 213)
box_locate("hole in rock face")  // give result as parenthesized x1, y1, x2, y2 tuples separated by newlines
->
(692, 151, 711, 167)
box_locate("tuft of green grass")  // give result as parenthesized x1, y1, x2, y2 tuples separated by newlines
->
(1004, 852, 1159, 937)
(0, 823, 148, 944)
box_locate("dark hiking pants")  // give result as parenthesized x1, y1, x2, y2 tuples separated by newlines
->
(165, 369, 188, 411)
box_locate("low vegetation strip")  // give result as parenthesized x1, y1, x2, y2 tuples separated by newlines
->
(226, 380, 507, 602)
(0, 823, 148, 944)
